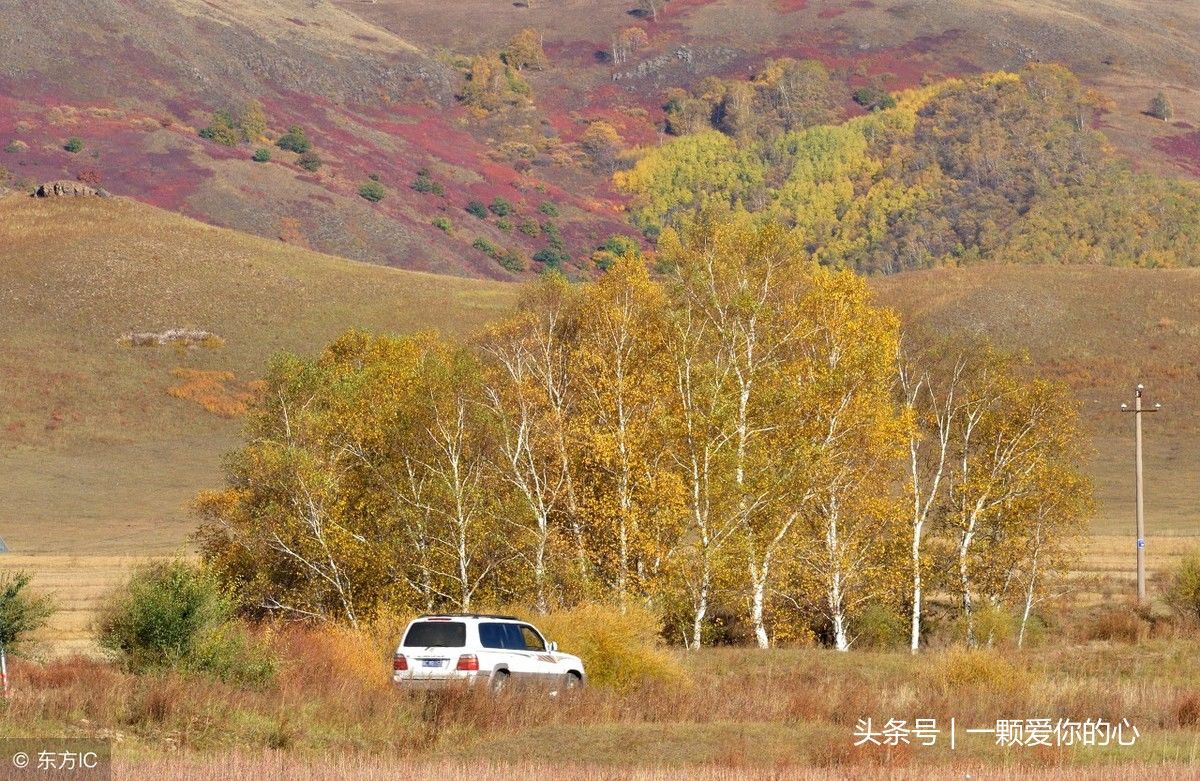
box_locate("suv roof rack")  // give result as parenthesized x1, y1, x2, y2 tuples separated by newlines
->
(417, 613, 520, 620)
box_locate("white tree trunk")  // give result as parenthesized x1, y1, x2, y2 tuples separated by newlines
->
(750, 563, 769, 649)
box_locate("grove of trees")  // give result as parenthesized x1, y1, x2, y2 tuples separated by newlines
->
(197, 213, 1091, 650)
(617, 65, 1200, 271)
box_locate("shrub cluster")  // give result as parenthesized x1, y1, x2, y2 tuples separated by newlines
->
(97, 560, 275, 687)
(515, 603, 684, 691)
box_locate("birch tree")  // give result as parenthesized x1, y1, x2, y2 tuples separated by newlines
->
(786, 268, 906, 651)
(660, 213, 816, 648)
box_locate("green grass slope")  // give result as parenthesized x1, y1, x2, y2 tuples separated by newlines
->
(0, 194, 516, 556)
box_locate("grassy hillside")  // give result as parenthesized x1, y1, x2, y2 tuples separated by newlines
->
(2, 1, 1197, 283)
(0, 193, 516, 558)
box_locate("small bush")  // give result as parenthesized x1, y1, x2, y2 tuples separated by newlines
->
(498, 249, 527, 272)
(538, 201, 559, 216)
(533, 247, 568, 267)
(4, 140, 27, 154)
(489, 197, 514, 216)
(97, 560, 275, 686)
(411, 173, 444, 195)
(852, 604, 907, 650)
(1148, 91, 1174, 121)
(199, 111, 241, 147)
(473, 237, 502, 258)
(852, 86, 897, 111)
(517, 603, 684, 692)
(466, 200, 488, 219)
(297, 151, 322, 172)
(252, 148, 271, 163)
(275, 125, 311, 153)
(432, 216, 452, 233)
(497, 217, 513, 232)
(518, 218, 540, 236)
(1166, 549, 1200, 622)
(358, 180, 386, 203)
(930, 647, 1031, 697)
(63, 137, 84, 153)
(98, 560, 231, 669)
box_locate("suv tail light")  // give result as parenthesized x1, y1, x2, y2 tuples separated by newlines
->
(455, 654, 479, 671)
(393, 653, 408, 672)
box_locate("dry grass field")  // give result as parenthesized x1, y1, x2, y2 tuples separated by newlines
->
(7, 632, 1200, 776)
(111, 755, 1200, 780)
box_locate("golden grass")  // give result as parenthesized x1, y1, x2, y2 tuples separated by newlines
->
(9, 638, 1200, 771)
(112, 755, 1200, 781)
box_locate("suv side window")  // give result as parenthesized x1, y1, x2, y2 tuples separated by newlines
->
(480, 622, 527, 650)
(479, 622, 507, 649)
(502, 623, 525, 650)
(518, 624, 546, 652)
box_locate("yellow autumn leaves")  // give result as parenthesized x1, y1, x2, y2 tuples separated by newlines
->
(196, 214, 1090, 649)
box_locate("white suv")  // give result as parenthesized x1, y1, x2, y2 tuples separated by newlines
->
(392, 614, 586, 692)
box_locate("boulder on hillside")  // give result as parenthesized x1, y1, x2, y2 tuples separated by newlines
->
(33, 180, 109, 198)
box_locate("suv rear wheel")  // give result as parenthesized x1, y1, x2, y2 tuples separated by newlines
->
(490, 669, 510, 693)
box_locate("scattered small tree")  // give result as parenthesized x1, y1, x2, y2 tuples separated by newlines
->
(503, 29, 548, 71)
(612, 27, 649, 65)
(238, 99, 269, 142)
(0, 572, 56, 694)
(276, 125, 311, 153)
(297, 151, 322, 172)
(852, 86, 897, 111)
(1148, 91, 1174, 121)
(580, 121, 623, 172)
(499, 248, 528, 272)
(489, 197, 514, 216)
(538, 201, 559, 217)
(252, 148, 272, 163)
(412, 172, 444, 195)
(467, 200, 489, 219)
(63, 137, 84, 154)
(359, 180, 386, 203)
(199, 111, 241, 146)
(433, 216, 453, 232)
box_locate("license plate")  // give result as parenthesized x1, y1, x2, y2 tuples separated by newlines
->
(422, 659, 442, 668)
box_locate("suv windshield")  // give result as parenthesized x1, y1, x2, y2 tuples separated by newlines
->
(403, 621, 466, 648)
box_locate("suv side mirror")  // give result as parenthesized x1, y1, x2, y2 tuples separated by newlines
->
(548, 641, 558, 653)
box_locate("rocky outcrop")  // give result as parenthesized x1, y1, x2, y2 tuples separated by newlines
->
(34, 181, 109, 198)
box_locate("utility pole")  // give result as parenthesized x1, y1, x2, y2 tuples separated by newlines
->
(1121, 384, 1160, 604)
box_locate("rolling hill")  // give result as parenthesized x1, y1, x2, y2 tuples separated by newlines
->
(1, 0, 1196, 283)
(3, 193, 1196, 558)
(0, 193, 516, 559)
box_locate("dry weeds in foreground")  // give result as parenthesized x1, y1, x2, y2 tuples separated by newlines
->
(118, 755, 1200, 781)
